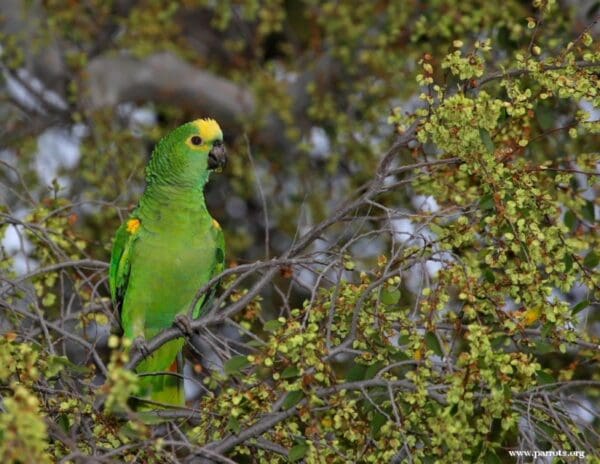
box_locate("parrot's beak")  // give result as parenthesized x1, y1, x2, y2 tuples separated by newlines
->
(208, 141, 227, 170)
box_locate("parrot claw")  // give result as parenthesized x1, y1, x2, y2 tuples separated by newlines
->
(174, 314, 194, 336)
(133, 336, 151, 359)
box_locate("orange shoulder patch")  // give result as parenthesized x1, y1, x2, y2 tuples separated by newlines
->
(126, 218, 141, 234)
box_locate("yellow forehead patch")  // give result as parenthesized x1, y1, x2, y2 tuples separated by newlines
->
(194, 118, 223, 142)
(126, 218, 141, 234)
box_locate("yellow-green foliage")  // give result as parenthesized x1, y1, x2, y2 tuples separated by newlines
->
(0, 338, 54, 462)
(104, 339, 139, 414)
(1, 0, 598, 462)
(0, 385, 51, 464)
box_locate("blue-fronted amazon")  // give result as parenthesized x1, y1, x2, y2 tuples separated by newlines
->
(109, 118, 226, 408)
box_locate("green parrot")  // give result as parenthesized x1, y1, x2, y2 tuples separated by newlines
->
(109, 118, 227, 408)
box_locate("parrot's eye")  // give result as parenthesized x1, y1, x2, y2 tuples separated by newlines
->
(191, 136, 203, 146)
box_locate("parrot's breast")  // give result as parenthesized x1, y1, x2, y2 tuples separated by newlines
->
(122, 211, 219, 337)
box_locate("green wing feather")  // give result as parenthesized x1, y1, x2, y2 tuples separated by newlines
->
(109, 215, 139, 307)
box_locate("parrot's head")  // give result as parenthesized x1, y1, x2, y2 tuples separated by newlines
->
(185, 118, 227, 172)
(147, 118, 227, 186)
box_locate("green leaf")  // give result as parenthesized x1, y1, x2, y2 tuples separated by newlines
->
(57, 414, 70, 433)
(429, 223, 445, 236)
(483, 449, 502, 464)
(534, 341, 553, 354)
(479, 193, 495, 211)
(247, 340, 264, 348)
(583, 251, 599, 268)
(381, 288, 401, 305)
(479, 128, 495, 153)
(563, 253, 573, 272)
(282, 390, 304, 410)
(491, 336, 509, 349)
(346, 364, 367, 381)
(541, 322, 553, 338)
(471, 441, 484, 463)
(571, 300, 589, 315)
(536, 106, 554, 130)
(397, 335, 410, 345)
(224, 355, 250, 375)
(264, 319, 283, 333)
(288, 443, 309, 462)
(582, 200, 595, 222)
(536, 370, 556, 385)
(496, 26, 512, 49)
(364, 362, 384, 380)
(482, 268, 495, 283)
(227, 416, 241, 434)
(563, 209, 577, 230)
(390, 350, 410, 362)
(424, 332, 443, 357)
(281, 366, 301, 379)
(47, 355, 89, 376)
(370, 412, 387, 437)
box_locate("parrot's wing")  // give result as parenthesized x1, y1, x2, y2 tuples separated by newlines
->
(109, 216, 140, 308)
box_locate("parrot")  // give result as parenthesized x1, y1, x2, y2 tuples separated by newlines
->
(109, 118, 227, 408)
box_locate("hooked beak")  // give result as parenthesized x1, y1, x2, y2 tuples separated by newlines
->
(208, 140, 227, 170)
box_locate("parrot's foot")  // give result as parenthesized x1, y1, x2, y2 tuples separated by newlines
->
(132, 336, 151, 359)
(174, 314, 194, 337)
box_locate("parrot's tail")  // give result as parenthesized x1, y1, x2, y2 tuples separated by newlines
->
(135, 339, 185, 409)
